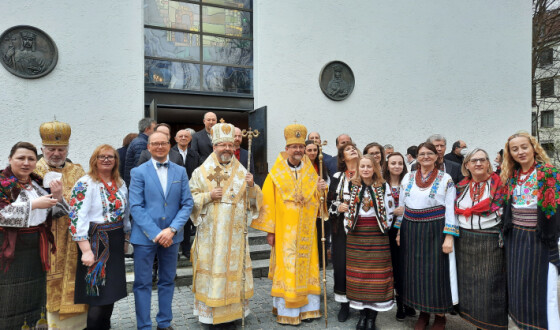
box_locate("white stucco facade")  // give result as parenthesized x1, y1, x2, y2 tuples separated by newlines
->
(0, 0, 143, 168)
(0, 1, 530, 170)
(254, 0, 531, 162)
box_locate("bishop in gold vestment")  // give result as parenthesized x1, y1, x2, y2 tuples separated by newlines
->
(189, 122, 263, 325)
(34, 120, 88, 328)
(251, 123, 328, 325)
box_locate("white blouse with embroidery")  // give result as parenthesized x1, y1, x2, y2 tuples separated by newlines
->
(395, 170, 459, 236)
(511, 169, 538, 210)
(0, 180, 68, 228)
(68, 175, 131, 241)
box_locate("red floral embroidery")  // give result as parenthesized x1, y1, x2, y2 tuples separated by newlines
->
(69, 198, 76, 206)
(107, 194, 116, 203)
(77, 192, 85, 201)
(114, 199, 122, 209)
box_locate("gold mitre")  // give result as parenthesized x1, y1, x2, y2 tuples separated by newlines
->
(39, 120, 71, 146)
(284, 123, 307, 146)
(211, 119, 234, 145)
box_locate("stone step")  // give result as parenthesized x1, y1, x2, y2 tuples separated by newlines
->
(125, 258, 270, 293)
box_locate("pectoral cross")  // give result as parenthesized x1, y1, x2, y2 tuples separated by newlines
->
(207, 166, 228, 188)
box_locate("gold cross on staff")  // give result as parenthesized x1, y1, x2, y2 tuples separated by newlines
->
(220, 118, 226, 123)
(315, 140, 328, 160)
(241, 127, 260, 140)
(207, 166, 228, 188)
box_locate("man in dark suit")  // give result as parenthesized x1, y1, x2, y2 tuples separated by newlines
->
(190, 112, 217, 163)
(173, 128, 200, 259)
(124, 118, 156, 186)
(308, 131, 333, 163)
(412, 134, 463, 184)
(172, 128, 199, 179)
(325, 133, 352, 180)
(129, 131, 193, 330)
(136, 124, 183, 168)
(233, 127, 255, 174)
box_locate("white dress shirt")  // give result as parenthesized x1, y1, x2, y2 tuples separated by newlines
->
(151, 157, 169, 197)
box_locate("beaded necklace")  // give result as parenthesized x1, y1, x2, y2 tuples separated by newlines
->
(101, 179, 118, 201)
(415, 168, 438, 189)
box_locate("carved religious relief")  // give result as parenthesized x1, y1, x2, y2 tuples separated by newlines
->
(0, 25, 58, 79)
(319, 61, 355, 101)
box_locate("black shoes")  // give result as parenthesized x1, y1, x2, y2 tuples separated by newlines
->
(356, 310, 367, 330)
(405, 305, 417, 317)
(396, 304, 406, 321)
(338, 302, 350, 322)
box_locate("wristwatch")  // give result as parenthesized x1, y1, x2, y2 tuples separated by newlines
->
(169, 227, 177, 235)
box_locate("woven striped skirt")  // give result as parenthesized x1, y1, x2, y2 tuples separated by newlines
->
(401, 205, 453, 313)
(0, 231, 46, 329)
(456, 228, 507, 330)
(346, 216, 394, 304)
(505, 208, 560, 330)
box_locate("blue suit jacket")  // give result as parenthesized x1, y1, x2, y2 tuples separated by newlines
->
(129, 160, 194, 245)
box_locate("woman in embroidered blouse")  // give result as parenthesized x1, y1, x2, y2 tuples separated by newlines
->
(344, 155, 394, 330)
(0, 142, 67, 329)
(327, 142, 360, 322)
(500, 132, 560, 330)
(455, 148, 507, 330)
(381, 152, 416, 321)
(69, 144, 130, 330)
(305, 140, 331, 269)
(394, 142, 458, 330)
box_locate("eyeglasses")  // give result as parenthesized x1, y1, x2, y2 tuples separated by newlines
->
(97, 155, 115, 161)
(418, 152, 436, 158)
(150, 142, 170, 147)
(469, 157, 488, 164)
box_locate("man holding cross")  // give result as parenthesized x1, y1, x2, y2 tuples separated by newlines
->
(189, 121, 263, 326)
(251, 123, 328, 325)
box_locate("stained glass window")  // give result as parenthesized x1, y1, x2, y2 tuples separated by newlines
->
(144, 0, 252, 95)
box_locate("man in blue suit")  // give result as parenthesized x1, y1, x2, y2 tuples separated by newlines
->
(129, 131, 194, 330)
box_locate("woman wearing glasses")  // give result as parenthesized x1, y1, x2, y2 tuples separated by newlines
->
(394, 142, 458, 330)
(501, 132, 560, 330)
(69, 145, 130, 329)
(363, 142, 385, 169)
(455, 149, 507, 330)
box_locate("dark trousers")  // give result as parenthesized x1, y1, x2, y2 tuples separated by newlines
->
(180, 219, 195, 257)
(316, 217, 331, 268)
(87, 304, 114, 330)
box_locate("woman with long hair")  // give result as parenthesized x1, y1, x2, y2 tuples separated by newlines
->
(70, 144, 130, 329)
(500, 132, 560, 329)
(394, 142, 459, 330)
(327, 143, 360, 322)
(305, 140, 331, 268)
(363, 142, 385, 169)
(455, 148, 507, 330)
(382, 152, 416, 321)
(344, 155, 395, 330)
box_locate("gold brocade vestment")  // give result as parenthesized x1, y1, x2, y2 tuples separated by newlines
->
(189, 153, 263, 324)
(34, 158, 87, 319)
(250, 153, 323, 320)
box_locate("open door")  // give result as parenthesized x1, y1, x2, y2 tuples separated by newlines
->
(248, 106, 267, 186)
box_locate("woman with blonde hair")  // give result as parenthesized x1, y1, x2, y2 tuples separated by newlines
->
(455, 148, 507, 330)
(70, 144, 130, 329)
(344, 154, 395, 330)
(501, 131, 560, 329)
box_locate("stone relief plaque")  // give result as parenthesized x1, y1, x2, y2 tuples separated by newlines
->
(319, 61, 354, 101)
(0, 25, 58, 79)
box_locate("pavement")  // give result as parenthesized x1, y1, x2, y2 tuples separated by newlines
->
(112, 269, 489, 330)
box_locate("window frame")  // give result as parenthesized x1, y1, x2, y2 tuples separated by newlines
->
(144, 0, 254, 95)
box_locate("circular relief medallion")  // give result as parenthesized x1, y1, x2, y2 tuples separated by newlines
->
(0, 25, 58, 79)
(319, 61, 354, 101)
